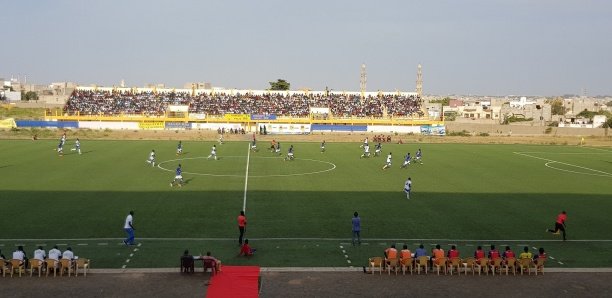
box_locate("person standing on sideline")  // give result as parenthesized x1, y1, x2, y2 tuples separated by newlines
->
(124, 211, 135, 245)
(404, 177, 412, 199)
(547, 210, 567, 241)
(238, 211, 247, 246)
(352, 212, 361, 246)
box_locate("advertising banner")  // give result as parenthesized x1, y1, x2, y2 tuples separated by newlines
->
(223, 114, 250, 121)
(0, 118, 16, 128)
(165, 122, 190, 129)
(251, 114, 277, 120)
(420, 125, 446, 135)
(138, 121, 165, 129)
(259, 123, 311, 135)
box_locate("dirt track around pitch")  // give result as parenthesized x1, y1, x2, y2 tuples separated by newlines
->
(1, 271, 611, 297)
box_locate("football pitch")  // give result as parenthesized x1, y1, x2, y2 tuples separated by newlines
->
(1, 139, 611, 268)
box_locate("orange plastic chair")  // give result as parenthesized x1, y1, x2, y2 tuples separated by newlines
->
(534, 258, 546, 275)
(490, 258, 503, 276)
(447, 257, 462, 275)
(75, 258, 91, 277)
(504, 257, 517, 275)
(400, 257, 413, 275)
(29, 259, 44, 277)
(386, 258, 399, 275)
(475, 258, 490, 275)
(416, 256, 429, 275)
(60, 259, 74, 277)
(368, 257, 383, 275)
(10, 259, 25, 277)
(46, 259, 59, 277)
(0, 259, 11, 277)
(433, 257, 448, 275)
(462, 257, 476, 275)
(518, 258, 533, 275)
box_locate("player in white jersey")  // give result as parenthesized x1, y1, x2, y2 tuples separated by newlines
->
(415, 148, 423, 164)
(382, 152, 392, 170)
(146, 150, 156, 166)
(360, 144, 370, 158)
(207, 145, 218, 160)
(360, 137, 369, 148)
(404, 177, 412, 199)
(176, 141, 183, 155)
(284, 145, 294, 161)
(400, 152, 411, 168)
(71, 138, 82, 154)
(374, 143, 382, 157)
(218, 133, 224, 144)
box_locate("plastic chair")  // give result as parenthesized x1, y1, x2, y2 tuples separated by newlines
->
(534, 258, 546, 275)
(203, 258, 219, 276)
(447, 257, 462, 275)
(75, 258, 90, 277)
(504, 257, 517, 276)
(368, 257, 383, 275)
(386, 258, 399, 275)
(400, 257, 413, 275)
(46, 259, 59, 277)
(10, 259, 25, 277)
(475, 258, 489, 275)
(29, 259, 44, 277)
(433, 257, 448, 275)
(60, 259, 74, 277)
(416, 256, 429, 275)
(518, 258, 533, 275)
(180, 256, 194, 273)
(462, 257, 476, 275)
(0, 259, 10, 277)
(490, 258, 503, 276)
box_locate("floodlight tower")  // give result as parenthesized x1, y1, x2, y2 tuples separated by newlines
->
(416, 64, 423, 99)
(360, 63, 367, 99)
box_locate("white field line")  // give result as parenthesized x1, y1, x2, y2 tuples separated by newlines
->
(3, 237, 612, 242)
(157, 156, 336, 178)
(581, 146, 612, 153)
(514, 151, 612, 177)
(243, 143, 251, 212)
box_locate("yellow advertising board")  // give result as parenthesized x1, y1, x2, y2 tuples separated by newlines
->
(223, 114, 250, 122)
(0, 118, 16, 128)
(138, 121, 165, 129)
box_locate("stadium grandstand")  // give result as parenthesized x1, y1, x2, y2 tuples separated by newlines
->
(61, 88, 424, 119)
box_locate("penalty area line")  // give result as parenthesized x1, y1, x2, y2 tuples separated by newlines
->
(243, 142, 251, 212)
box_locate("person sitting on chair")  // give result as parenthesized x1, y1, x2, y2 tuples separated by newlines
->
(201, 251, 221, 273)
(180, 250, 194, 273)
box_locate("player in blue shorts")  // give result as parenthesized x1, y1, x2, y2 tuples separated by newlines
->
(400, 152, 411, 168)
(415, 148, 423, 164)
(285, 145, 295, 161)
(374, 143, 382, 157)
(170, 164, 184, 187)
(57, 138, 64, 156)
(320, 140, 326, 153)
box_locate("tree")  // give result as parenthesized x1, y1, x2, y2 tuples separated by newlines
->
(21, 91, 39, 101)
(546, 97, 566, 115)
(269, 79, 290, 91)
(606, 101, 612, 107)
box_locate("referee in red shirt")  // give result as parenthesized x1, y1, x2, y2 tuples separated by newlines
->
(238, 211, 247, 246)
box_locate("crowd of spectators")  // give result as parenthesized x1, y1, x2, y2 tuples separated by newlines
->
(63, 90, 423, 118)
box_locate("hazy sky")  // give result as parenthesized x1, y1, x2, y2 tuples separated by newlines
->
(2, 0, 611, 96)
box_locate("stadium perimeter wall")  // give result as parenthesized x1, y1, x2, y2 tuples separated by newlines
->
(447, 122, 609, 136)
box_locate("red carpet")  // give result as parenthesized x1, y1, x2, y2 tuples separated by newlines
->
(206, 266, 260, 298)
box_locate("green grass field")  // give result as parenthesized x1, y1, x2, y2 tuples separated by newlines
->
(1, 139, 611, 268)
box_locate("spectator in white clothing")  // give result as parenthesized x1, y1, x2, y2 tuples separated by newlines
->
(13, 245, 28, 268)
(33, 246, 47, 262)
